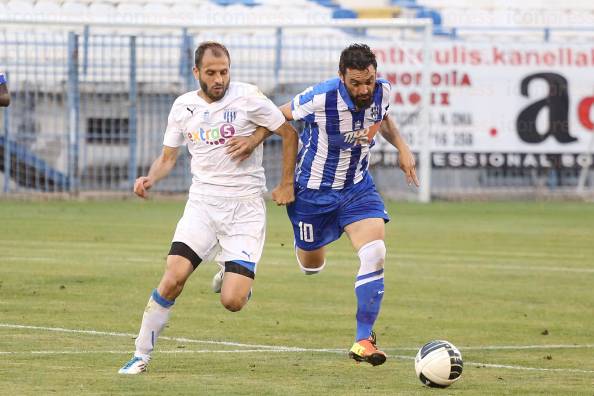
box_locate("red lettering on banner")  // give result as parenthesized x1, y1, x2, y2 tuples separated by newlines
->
(578, 96, 594, 131)
(492, 47, 505, 65)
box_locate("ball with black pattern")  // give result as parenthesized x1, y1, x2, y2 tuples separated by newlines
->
(414, 340, 463, 388)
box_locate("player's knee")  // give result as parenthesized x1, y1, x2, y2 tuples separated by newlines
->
(298, 260, 326, 275)
(160, 259, 191, 299)
(358, 240, 386, 271)
(295, 248, 326, 274)
(159, 274, 185, 300)
(220, 295, 246, 312)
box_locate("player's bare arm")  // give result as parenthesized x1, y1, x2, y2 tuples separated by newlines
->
(270, 121, 298, 206)
(134, 145, 179, 198)
(0, 81, 10, 107)
(380, 114, 420, 187)
(226, 126, 272, 161)
(280, 102, 294, 121)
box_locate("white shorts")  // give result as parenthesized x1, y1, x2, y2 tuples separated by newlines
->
(172, 194, 266, 272)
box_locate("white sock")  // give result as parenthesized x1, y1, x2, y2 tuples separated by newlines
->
(134, 289, 174, 360)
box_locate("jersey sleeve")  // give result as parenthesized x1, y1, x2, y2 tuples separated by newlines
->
(162, 104, 186, 147)
(0, 73, 6, 85)
(245, 88, 286, 131)
(290, 86, 317, 121)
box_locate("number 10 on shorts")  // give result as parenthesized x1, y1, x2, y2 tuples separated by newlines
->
(298, 221, 314, 242)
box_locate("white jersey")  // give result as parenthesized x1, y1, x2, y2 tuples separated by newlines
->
(163, 82, 285, 198)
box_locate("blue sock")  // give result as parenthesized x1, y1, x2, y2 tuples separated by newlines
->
(355, 277, 384, 341)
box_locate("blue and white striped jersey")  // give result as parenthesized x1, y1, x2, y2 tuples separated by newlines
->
(290, 77, 391, 190)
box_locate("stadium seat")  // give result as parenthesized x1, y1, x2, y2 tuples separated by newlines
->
(332, 8, 357, 19)
(416, 7, 442, 26)
(60, 1, 90, 22)
(88, 2, 117, 23)
(6, 0, 35, 17)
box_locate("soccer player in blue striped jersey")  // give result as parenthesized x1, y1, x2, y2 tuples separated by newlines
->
(235, 43, 418, 366)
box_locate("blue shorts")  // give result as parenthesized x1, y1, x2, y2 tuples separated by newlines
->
(286, 173, 390, 251)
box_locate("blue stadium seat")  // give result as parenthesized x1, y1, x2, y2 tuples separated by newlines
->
(212, 0, 259, 6)
(416, 7, 442, 26)
(311, 0, 340, 10)
(333, 8, 357, 19)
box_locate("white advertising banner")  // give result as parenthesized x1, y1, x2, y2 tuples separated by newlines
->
(373, 42, 594, 168)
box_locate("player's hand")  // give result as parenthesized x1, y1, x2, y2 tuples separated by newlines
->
(399, 147, 420, 187)
(226, 136, 258, 162)
(271, 183, 295, 206)
(133, 176, 154, 199)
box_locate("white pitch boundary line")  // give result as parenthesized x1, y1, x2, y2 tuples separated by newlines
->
(390, 355, 594, 374)
(2, 323, 594, 375)
(384, 344, 594, 352)
(0, 349, 320, 355)
(1, 349, 592, 374)
(0, 323, 341, 353)
(5, 254, 594, 274)
(3, 323, 594, 353)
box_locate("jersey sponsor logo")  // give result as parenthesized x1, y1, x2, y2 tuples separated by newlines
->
(333, 121, 382, 149)
(187, 123, 236, 145)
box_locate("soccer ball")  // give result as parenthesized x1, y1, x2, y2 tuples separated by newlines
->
(414, 340, 463, 388)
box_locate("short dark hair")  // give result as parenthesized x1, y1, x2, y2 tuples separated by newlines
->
(339, 43, 377, 75)
(194, 41, 230, 68)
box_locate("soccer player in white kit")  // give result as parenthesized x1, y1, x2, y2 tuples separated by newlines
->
(118, 42, 298, 374)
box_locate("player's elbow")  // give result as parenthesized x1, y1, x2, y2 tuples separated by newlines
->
(274, 122, 297, 139)
(0, 95, 9, 107)
(279, 103, 293, 121)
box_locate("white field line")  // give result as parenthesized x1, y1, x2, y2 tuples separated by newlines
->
(1, 323, 594, 374)
(0, 323, 340, 352)
(4, 255, 594, 274)
(0, 349, 315, 355)
(2, 238, 591, 262)
(266, 245, 591, 261)
(1, 349, 592, 374)
(463, 361, 594, 374)
(391, 355, 594, 374)
(421, 263, 594, 274)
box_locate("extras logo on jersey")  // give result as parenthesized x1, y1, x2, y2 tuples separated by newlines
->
(187, 123, 236, 145)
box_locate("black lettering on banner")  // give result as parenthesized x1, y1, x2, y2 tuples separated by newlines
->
(516, 73, 577, 144)
(370, 151, 594, 169)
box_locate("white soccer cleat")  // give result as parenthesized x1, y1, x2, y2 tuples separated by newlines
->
(212, 267, 224, 293)
(118, 356, 148, 374)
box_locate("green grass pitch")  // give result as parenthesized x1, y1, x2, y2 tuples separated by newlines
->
(0, 199, 593, 395)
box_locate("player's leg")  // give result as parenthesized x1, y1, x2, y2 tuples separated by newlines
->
(119, 200, 216, 374)
(340, 176, 390, 366)
(287, 187, 341, 275)
(216, 196, 265, 311)
(295, 245, 326, 274)
(219, 262, 254, 311)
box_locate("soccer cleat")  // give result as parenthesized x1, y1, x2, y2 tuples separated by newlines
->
(212, 266, 224, 293)
(348, 331, 387, 366)
(118, 356, 148, 374)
